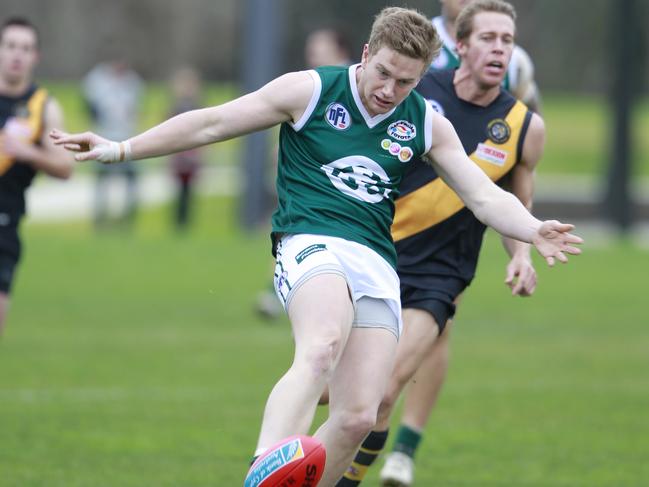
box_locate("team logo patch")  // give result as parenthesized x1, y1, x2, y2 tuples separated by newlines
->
(380, 139, 413, 163)
(388, 142, 401, 156)
(295, 244, 327, 264)
(325, 103, 351, 130)
(486, 118, 511, 144)
(387, 120, 416, 141)
(398, 146, 413, 163)
(475, 143, 508, 166)
(321, 156, 393, 203)
(245, 438, 305, 487)
(426, 98, 445, 117)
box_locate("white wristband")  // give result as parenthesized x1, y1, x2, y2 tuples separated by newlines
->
(95, 140, 132, 163)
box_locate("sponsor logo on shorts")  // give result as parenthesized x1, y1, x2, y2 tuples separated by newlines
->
(475, 143, 508, 166)
(486, 118, 511, 144)
(296, 244, 327, 264)
(321, 156, 393, 203)
(325, 103, 351, 130)
(244, 438, 305, 487)
(387, 120, 416, 141)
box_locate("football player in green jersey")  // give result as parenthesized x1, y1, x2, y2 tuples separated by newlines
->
(52, 7, 581, 485)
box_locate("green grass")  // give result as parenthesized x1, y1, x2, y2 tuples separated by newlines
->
(1, 196, 647, 486)
(540, 94, 649, 178)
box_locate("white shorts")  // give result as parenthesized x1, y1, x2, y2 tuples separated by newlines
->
(273, 234, 403, 336)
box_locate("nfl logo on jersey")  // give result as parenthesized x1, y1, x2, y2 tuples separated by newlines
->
(325, 102, 351, 130)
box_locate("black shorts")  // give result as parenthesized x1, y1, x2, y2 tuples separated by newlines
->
(400, 274, 468, 334)
(0, 251, 18, 294)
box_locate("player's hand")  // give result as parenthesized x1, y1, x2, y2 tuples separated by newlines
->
(505, 253, 536, 296)
(49, 129, 125, 163)
(532, 220, 583, 266)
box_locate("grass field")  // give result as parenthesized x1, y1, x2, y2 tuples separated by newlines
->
(1, 195, 647, 486)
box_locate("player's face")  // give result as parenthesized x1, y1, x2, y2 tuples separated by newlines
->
(440, 0, 472, 22)
(0, 26, 39, 84)
(357, 45, 425, 117)
(456, 12, 515, 88)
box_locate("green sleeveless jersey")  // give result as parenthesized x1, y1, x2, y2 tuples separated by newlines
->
(271, 65, 433, 268)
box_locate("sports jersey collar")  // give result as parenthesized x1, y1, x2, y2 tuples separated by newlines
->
(348, 64, 397, 129)
(432, 16, 457, 54)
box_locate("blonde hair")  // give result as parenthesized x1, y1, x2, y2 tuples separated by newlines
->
(456, 0, 517, 42)
(367, 7, 441, 68)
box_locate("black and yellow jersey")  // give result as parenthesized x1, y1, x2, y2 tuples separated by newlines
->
(393, 69, 532, 284)
(0, 84, 48, 258)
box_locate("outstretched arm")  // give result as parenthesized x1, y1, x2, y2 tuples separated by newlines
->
(425, 111, 581, 266)
(51, 71, 315, 162)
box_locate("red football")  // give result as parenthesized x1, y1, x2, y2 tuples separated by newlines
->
(244, 435, 326, 487)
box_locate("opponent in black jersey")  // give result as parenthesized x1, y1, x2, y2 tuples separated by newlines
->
(0, 18, 73, 334)
(337, 3, 548, 486)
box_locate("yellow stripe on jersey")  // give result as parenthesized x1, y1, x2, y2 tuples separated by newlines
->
(26, 88, 49, 144)
(0, 88, 48, 176)
(392, 100, 528, 242)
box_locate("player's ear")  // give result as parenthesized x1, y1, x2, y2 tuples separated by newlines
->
(361, 44, 370, 67)
(456, 39, 468, 59)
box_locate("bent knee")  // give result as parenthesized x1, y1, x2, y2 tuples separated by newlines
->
(297, 333, 344, 379)
(337, 410, 378, 444)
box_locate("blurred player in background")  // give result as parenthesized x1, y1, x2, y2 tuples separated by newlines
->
(82, 50, 143, 230)
(0, 17, 73, 335)
(305, 28, 354, 69)
(167, 66, 203, 231)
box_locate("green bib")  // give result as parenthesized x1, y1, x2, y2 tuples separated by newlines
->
(271, 65, 432, 267)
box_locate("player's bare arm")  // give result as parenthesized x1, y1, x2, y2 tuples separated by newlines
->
(2, 98, 73, 179)
(426, 110, 581, 265)
(50, 71, 315, 163)
(502, 112, 545, 295)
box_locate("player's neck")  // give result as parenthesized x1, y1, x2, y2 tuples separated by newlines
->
(453, 70, 500, 106)
(0, 75, 32, 97)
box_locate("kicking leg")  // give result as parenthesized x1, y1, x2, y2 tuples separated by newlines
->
(254, 272, 354, 452)
(316, 324, 398, 486)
